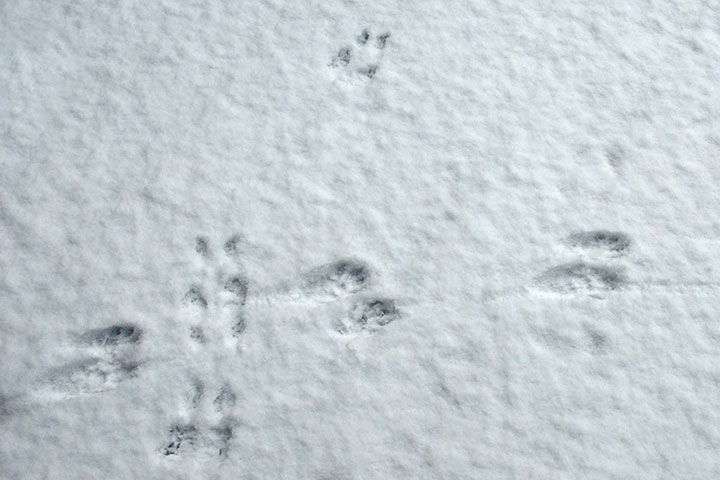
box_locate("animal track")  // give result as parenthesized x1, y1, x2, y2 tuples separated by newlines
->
(80, 324, 142, 347)
(39, 324, 143, 398)
(486, 233, 720, 301)
(303, 259, 371, 298)
(375, 33, 390, 49)
(195, 236, 210, 256)
(161, 236, 251, 458)
(566, 231, 631, 253)
(180, 234, 249, 344)
(224, 235, 242, 255)
(358, 64, 378, 79)
(211, 421, 234, 458)
(231, 312, 246, 338)
(329, 28, 391, 81)
(189, 326, 206, 343)
(213, 384, 236, 412)
(532, 230, 630, 295)
(331, 47, 351, 67)
(224, 275, 249, 305)
(162, 424, 198, 456)
(165, 237, 399, 456)
(161, 379, 238, 458)
(536, 262, 625, 293)
(44, 356, 139, 397)
(188, 380, 204, 409)
(336, 298, 400, 335)
(182, 286, 208, 309)
(287, 259, 400, 335)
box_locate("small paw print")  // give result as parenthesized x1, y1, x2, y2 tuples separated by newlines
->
(329, 28, 391, 81)
(161, 380, 237, 458)
(179, 234, 250, 346)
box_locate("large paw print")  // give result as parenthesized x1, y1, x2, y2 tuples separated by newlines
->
(36, 325, 143, 399)
(329, 28, 391, 81)
(534, 230, 632, 295)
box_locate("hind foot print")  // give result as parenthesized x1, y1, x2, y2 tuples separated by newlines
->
(337, 298, 400, 335)
(43, 357, 139, 397)
(80, 324, 142, 347)
(304, 259, 371, 298)
(566, 231, 631, 253)
(40, 324, 143, 398)
(535, 262, 625, 293)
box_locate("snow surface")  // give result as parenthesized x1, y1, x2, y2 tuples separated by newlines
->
(2, 0, 720, 478)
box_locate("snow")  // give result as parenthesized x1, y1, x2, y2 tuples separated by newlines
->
(2, 0, 720, 478)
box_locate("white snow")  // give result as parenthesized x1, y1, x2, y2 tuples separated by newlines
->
(2, 1, 720, 478)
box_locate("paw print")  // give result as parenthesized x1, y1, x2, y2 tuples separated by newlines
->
(180, 235, 249, 347)
(37, 324, 143, 399)
(294, 259, 400, 337)
(534, 230, 631, 295)
(335, 298, 400, 336)
(161, 235, 248, 459)
(329, 28, 391, 81)
(161, 237, 401, 458)
(161, 379, 237, 458)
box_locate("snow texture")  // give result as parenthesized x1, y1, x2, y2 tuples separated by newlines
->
(2, 0, 720, 478)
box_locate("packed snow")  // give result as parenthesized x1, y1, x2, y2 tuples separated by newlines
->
(2, 1, 720, 478)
